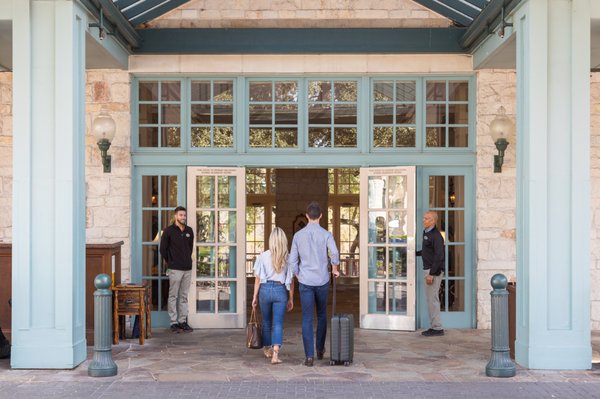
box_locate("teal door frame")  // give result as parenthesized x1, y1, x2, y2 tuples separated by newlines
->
(132, 166, 187, 327)
(417, 166, 475, 329)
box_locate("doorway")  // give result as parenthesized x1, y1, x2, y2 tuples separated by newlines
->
(244, 168, 361, 327)
(136, 164, 474, 330)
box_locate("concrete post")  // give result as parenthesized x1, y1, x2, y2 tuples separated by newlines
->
(88, 274, 117, 377)
(486, 274, 516, 378)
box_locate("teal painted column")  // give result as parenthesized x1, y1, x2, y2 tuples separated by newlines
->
(514, 0, 591, 369)
(11, 0, 87, 368)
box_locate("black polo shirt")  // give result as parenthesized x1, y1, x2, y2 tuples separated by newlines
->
(159, 224, 194, 271)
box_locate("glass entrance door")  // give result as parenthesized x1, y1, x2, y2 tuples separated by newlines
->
(360, 167, 416, 330)
(187, 167, 246, 328)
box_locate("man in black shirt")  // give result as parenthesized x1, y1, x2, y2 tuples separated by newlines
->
(160, 206, 194, 333)
(416, 211, 445, 337)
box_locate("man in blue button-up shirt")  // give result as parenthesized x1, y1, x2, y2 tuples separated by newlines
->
(288, 202, 340, 367)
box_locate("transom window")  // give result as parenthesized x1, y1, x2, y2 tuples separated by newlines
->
(308, 80, 358, 148)
(138, 80, 182, 147)
(425, 80, 469, 148)
(248, 80, 299, 148)
(134, 77, 472, 152)
(372, 80, 417, 148)
(190, 80, 235, 148)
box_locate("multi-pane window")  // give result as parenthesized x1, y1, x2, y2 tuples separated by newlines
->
(328, 168, 360, 278)
(141, 175, 179, 311)
(190, 80, 235, 148)
(248, 80, 299, 148)
(328, 168, 360, 194)
(372, 80, 417, 148)
(308, 80, 358, 148)
(138, 80, 182, 147)
(245, 168, 276, 276)
(428, 175, 466, 312)
(135, 77, 472, 151)
(425, 80, 469, 148)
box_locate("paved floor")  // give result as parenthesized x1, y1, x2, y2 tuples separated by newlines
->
(1, 328, 599, 384)
(1, 381, 600, 399)
(1, 327, 599, 398)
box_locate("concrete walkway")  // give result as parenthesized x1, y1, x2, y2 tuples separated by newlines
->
(1, 328, 599, 384)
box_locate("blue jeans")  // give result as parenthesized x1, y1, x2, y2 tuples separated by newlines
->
(258, 281, 288, 347)
(299, 282, 329, 358)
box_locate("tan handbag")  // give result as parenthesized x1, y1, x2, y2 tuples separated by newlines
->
(246, 308, 262, 349)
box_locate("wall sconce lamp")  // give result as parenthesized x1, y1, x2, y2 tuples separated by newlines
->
(489, 106, 514, 173)
(92, 108, 116, 173)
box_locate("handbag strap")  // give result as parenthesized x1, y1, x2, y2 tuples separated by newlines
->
(250, 308, 256, 324)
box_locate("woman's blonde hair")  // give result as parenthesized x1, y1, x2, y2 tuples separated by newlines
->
(269, 227, 289, 273)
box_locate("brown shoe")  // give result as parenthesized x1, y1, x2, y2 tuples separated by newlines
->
(304, 357, 314, 367)
(317, 351, 324, 360)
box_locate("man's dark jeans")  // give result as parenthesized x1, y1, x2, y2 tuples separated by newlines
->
(299, 282, 329, 358)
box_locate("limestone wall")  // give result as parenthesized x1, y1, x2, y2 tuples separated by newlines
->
(475, 69, 517, 329)
(475, 70, 600, 330)
(85, 70, 133, 282)
(144, 0, 451, 28)
(0, 70, 133, 282)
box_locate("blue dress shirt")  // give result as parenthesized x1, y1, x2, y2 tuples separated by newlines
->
(287, 223, 340, 287)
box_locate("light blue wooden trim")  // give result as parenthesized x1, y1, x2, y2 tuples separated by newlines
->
(359, 77, 370, 154)
(131, 153, 476, 167)
(236, 77, 245, 153)
(132, 166, 187, 289)
(180, 76, 190, 150)
(417, 166, 475, 329)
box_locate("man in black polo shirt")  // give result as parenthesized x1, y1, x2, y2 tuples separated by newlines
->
(416, 210, 445, 337)
(160, 206, 194, 333)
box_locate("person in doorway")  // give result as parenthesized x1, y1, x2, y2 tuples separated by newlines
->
(251, 227, 294, 364)
(160, 206, 194, 333)
(288, 202, 340, 367)
(416, 210, 445, 336)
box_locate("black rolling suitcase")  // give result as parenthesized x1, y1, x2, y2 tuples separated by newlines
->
(329, 277, 354, 366)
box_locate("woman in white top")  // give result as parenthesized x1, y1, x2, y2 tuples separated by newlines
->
(252, 227, 294, 364)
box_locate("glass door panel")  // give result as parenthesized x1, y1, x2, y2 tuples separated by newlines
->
(187, 167, 245, 328)
(419, 168, 473, 328)
(360, 166, 416, 330)
(135, 167, 186, 328)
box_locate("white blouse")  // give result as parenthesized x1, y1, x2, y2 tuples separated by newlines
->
(253, 250, 293, 290)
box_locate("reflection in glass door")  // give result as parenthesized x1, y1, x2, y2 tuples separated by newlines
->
(360, 167, 416, 330)
(187, 167, 246, 328)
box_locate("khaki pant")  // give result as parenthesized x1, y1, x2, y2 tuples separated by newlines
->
(425, 274, 444, 330)
(168, 269, 191, 324)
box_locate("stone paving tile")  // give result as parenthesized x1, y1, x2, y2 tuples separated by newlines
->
(0, 328, 599, 385)
(1, 381, 600, 399)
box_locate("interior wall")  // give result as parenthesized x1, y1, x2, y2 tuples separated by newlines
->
(275, 169, 328, 246)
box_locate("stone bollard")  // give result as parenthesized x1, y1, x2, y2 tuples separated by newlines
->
(485, 274, 516, 377)
(88, 274, 118, 377)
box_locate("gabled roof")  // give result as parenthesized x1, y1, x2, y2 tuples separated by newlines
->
(112, 0, 191, 26)
(412, 0, 491, 27)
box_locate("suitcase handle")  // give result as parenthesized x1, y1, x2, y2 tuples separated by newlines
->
(332, 272, 337, 316)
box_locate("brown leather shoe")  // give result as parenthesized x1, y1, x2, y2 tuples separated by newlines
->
(317, 351, 324, 360)
(304, 357, 314, 367)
